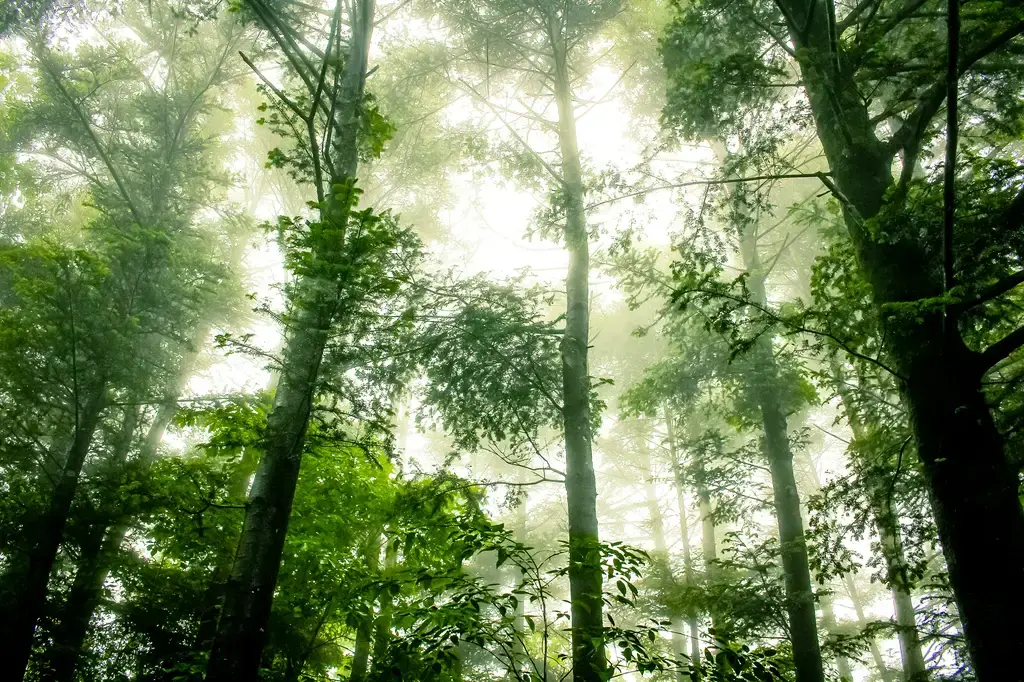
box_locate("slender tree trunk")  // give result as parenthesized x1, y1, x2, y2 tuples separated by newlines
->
(817, 592, 853, 682)
(872, 501, 927, 682)
(42, 322, 213, 682)
(696, 470, 718, 627)
(830, 369, 927, 682)
(511, 497, 528, 676)
(758, 389, 825, 682)
(843, 576, 892, 682)
(731, 201, 823, 682)
(204, 5, 376, 680)
(773, 3, 1024, 674)
(40, 405, 140, 682)
(799, 451, 888, 682)
(350, 534, 382, 682)
(639, 428, 691, 680)
(550, 27, 606, 682)
(187, 439, 262, 675)
(664, 413, 701, 671)
(0, 382, 107, 681)
(370, 535, 398, 677)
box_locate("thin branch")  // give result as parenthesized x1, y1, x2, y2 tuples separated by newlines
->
(836, 0, 880, 33)
(586, 173, 829, 211)
(457, 79, 564, 185)
(35, 47, 144, 225)
(239, 51, 309, 122)
(890, 20, 1024, 164)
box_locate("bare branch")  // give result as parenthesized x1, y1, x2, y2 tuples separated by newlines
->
(586, 172, 829, 211)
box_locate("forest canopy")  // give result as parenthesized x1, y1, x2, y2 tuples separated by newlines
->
(1, 1, 1022, 681)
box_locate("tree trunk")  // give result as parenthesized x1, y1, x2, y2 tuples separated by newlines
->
(830, 367, 927, 682)
(733, 201, 823, 682)
(370, 535, 398, 677)
(350, 534, 382, 682)
(664, 413, 701, 671)
(817, 592, 852, 682)
(551, 28, 607, 682)
(190, 442, 263, 667)
(640, 428, 692, 680)
(41, 405, 140, 682)
(799, 451, 891, 682)
(42, 322, 212, 682)
(0, 382, 107, 682)
(203, 5, 376, 680)
(511, 497, 529, 677)
(759, 391, 825, 682)
(773, 2, 1024, 675)
(843, 576, 892, 682)
(696, 470, 718, 633)
(870, 490, 927, 682)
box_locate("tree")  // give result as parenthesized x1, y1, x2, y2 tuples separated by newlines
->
(202, 1, 426, 678)
(0, 5, 239, 676)
(662, 1, 1024, 674)
(421, 2, 627, 676)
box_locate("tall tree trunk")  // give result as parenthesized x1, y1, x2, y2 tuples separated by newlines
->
(843, 576, 892, 682)
(511, 495, 529, 677)
(550, 27, 606, 682)
(830, 369, 927, 682)
(370, 534, 398, 677)
(732, 217, 823, 682)
(42, 322, 212, 682)
(190, 440, 261, 665)
(204, 4, 376, 680)
(870, 498, 926, 682)
(0, 382, 107, 681)
(799, 451, 889, 682)
(695, 466, 718, 635)
(40, 404, 140, 682)
(773, 3, 1024, 675)
(817, 592, 853, 682)
(350, 534, 382, 682)
(664, 413, 701, 670)
(639, 426, 691, 679)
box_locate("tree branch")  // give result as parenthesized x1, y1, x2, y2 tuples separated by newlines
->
(35, 46, 144, 226)
(457, 79, 564, 185)
(979, 325, 1024, 373)
(952, 271, 1024, 315)
(239, 51, 310, 123)
(889, 20, 1024, 164)
(586, 173, 830, 211)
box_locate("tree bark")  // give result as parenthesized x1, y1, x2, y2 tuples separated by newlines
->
(40, 404, 140, 682)
(817, 591, 852, 682)
(204, 4, 377, 680)
(550, 24, 607, 682)
(370, 534, 398, 677)
(731, 214, 823, 682)
(830, 366, 927, 682)
(799, 450, 894, 682)
(350, 534, 382, 682)
(42, 322, 212, 682)
(511, 497, 529, 676)
(843, 576, 892, 682)
(772, 2, 1024, 675)
(663, 413, 701, 672)
(0, 382, 107, 682)
(759, 391, 825, 682)
(696, 468, 718, 636)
